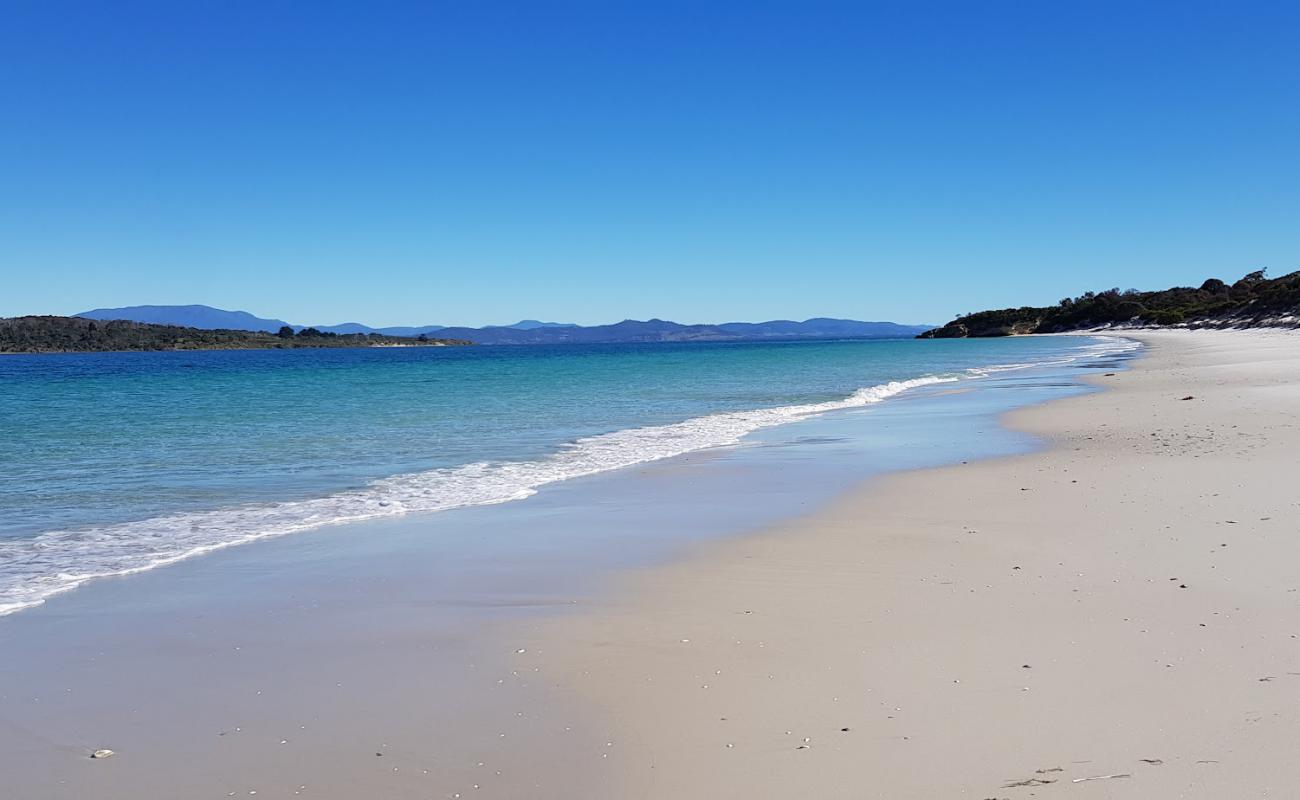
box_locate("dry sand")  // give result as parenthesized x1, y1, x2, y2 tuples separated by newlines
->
(9, 330, 1296, 799)
(525, 330, 1300, 798)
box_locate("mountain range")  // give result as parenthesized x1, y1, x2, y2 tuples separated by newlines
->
(77, 305, 932, 344)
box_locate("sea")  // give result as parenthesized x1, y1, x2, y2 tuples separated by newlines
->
(0, 335, 1139, 616)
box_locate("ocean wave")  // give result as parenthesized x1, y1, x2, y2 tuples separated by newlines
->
(0, 337, 1140, 617)
(965, 336, 1141, 376)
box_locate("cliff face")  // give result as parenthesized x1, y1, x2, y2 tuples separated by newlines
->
(920, 270, 1300, 338)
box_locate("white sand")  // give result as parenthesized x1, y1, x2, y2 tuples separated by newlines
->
(528, 330, 1300, 798)
(8, 329, 1296, 799)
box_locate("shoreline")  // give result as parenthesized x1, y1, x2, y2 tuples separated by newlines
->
(2, 338, 1128, 620)
(0, 338, 1129, 799)
(524, 329, 1300, 798)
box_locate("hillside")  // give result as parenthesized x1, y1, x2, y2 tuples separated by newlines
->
(75, 305, 932, 343)
(919, 269, 1300, 338)
(427, 317, 930, 344)
(0, 316, 470, 354)
(78, 304, 295, 333)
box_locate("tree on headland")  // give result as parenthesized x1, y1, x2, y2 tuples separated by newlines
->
(919, 268, 1300, 337)
(0, 316, 473, 353)
(1233, 269, 1267, 290)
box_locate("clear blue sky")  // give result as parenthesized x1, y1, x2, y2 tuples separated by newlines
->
(3, 1, 1297, 327)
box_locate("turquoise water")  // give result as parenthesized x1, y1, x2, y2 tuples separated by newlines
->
(0, 336, 1136, 615)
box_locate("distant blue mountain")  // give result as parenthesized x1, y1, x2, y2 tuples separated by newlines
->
(430, 317, 933, 344)
(368, 325, 448, 336)
(315, 322, 447, 336)
(78, 305, 292, 333)
(314, 322, 378, 335)
(714, 318, 921, 338)
(77, 306, 931, 344)
(503, 320, 577, 330)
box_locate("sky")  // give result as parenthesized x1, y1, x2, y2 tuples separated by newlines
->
(2, 1, 1298, 327)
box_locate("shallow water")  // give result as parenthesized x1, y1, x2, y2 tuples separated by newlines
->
(0, 336, 1139, 799)
(0, 336, 1136, 615)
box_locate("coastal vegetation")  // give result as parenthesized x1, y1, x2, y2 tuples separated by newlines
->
(77, 306, 935, 344)
(0, 316, 471, 353)
(920, 269, 1300, 338)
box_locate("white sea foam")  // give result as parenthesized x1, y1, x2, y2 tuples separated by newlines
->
(965, 336, 1141, 376)
(0, 336, 1140, 617)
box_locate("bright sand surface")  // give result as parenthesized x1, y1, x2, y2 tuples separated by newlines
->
(524, 330, 1300, 798)
(3, 330, 1296, 798)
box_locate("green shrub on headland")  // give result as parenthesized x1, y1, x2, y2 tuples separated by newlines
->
(919, 269, 1300, 338)
(0, 316, 471, 353)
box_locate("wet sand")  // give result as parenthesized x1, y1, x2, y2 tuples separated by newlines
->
(0, 356, 1095, 800)
(526, 330, 1300, 798)
(9, 330, 1293, 799)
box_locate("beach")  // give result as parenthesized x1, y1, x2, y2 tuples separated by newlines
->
(12, 2, 1298, 796)
(2, 330, 1297, 798)
(524, 329, 1300, 797)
